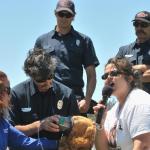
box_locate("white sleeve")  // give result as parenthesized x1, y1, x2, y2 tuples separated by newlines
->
(126, 104, 150, 138)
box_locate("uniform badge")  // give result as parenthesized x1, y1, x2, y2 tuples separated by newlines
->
(57, 100, 63, 110)
(76, 39, 80, 46)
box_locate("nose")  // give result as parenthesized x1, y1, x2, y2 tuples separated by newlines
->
(107, 74, 113, 80)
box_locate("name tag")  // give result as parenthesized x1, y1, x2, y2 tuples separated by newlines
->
(21, 107, 31, 112)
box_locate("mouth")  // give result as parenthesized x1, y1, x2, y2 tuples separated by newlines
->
(136, 30, 145, 35)
(109, 82, 115, 88)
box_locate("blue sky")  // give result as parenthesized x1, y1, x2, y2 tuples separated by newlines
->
(0, 0, 149, 101)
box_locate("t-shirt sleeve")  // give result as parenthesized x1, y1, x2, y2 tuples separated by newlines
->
(82, 37, 99, 68)
(127, 104, 150, 138)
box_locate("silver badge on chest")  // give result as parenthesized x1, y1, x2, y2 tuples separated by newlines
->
(57, 100, 63, 110)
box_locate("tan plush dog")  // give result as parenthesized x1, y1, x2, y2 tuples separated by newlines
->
(59, 116, 96, 150)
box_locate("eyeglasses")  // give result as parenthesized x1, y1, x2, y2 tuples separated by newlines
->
(133, 21, 150, 28)
(34, 74, 54, 83)
(0, 87, 11, 95)
(6, 87, 11, 95)
(101, 70, 123, 80)
(57, 11, 73, 18)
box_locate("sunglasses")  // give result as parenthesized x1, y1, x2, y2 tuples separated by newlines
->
(6, 87, 11, 95)
(101, 70, 123, 80)
(34, 74, 54, 83)
(57, 11, 73, 18)
(0, 87, 11, 95)
(133, 21, 150, 28)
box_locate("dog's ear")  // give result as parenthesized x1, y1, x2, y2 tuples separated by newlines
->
(67, 116, 96, 149)
(58, 116, 96, 150)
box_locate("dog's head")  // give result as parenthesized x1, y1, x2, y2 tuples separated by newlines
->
(59, 116, 96, 150)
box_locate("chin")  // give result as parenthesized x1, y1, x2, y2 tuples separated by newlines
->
(112, 89, 118, 97)
(38, 88, 49, 92)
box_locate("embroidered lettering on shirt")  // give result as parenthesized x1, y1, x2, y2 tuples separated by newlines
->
(125, 54, 133, 58)
(3, 128, 8, 133)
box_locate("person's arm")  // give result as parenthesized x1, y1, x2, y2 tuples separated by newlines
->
(95, 128, 109, 150)
(94, 104, 109, 150)
(15, 115, 60, 136)
(78, 65, 96, 113)
(15, 121, 41, 136)
(133, 133, 150, 150)
(8, 121, 57, 150)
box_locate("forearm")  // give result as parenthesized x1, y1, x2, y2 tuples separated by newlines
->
(95, 128, 109, 150)
(15, 121, 41, 136)
(85, 77, 96, 102)
(85, 66, 96, 102)
(142, 69, 150, 82)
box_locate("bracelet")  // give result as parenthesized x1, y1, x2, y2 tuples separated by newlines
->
(96, 123, 104, 131)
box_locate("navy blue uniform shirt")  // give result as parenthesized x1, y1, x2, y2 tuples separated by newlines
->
(34, 26, 99, 95)
(116, 40, 150, 93)
(10, 79, 80, 141)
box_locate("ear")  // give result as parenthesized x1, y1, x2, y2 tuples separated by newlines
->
(54, 10, 57, 16)
(71, 17, 74, 22)
(126, 75, 134, 83)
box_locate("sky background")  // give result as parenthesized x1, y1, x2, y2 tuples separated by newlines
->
(0, 0, 149, 101)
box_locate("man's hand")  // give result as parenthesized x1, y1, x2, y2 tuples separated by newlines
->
(78, 99, 90, 113)
(133, 64, 150, 82)
(40, 115, 60, 132)
(132, 64, 149, 73)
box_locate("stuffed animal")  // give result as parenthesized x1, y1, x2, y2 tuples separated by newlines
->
(59, 116, 96, 150)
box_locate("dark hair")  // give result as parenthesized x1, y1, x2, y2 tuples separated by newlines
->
(0, 71, 7, 80)
(24, 48, 57, 81)
(105, 57, 142, 89)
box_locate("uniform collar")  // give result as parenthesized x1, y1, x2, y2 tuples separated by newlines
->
(134, 39, 150, 49)
(52, 26, 76, 38)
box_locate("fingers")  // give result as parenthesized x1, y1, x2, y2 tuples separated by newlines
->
(78, 99, 90, 113)
(40, 115, 60, 132)
(93, 104, 106, 114)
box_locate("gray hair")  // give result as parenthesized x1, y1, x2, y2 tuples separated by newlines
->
(24, 48, 57, 81)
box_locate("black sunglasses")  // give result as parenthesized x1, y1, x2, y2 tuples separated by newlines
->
(34, 74, 54, 83)
(101, 70, 123, 80)
(0, 86, 11, 95)
(57, 11, 73, 18)
(6, 87, 11, 95)
(133, 21, 150, 28)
